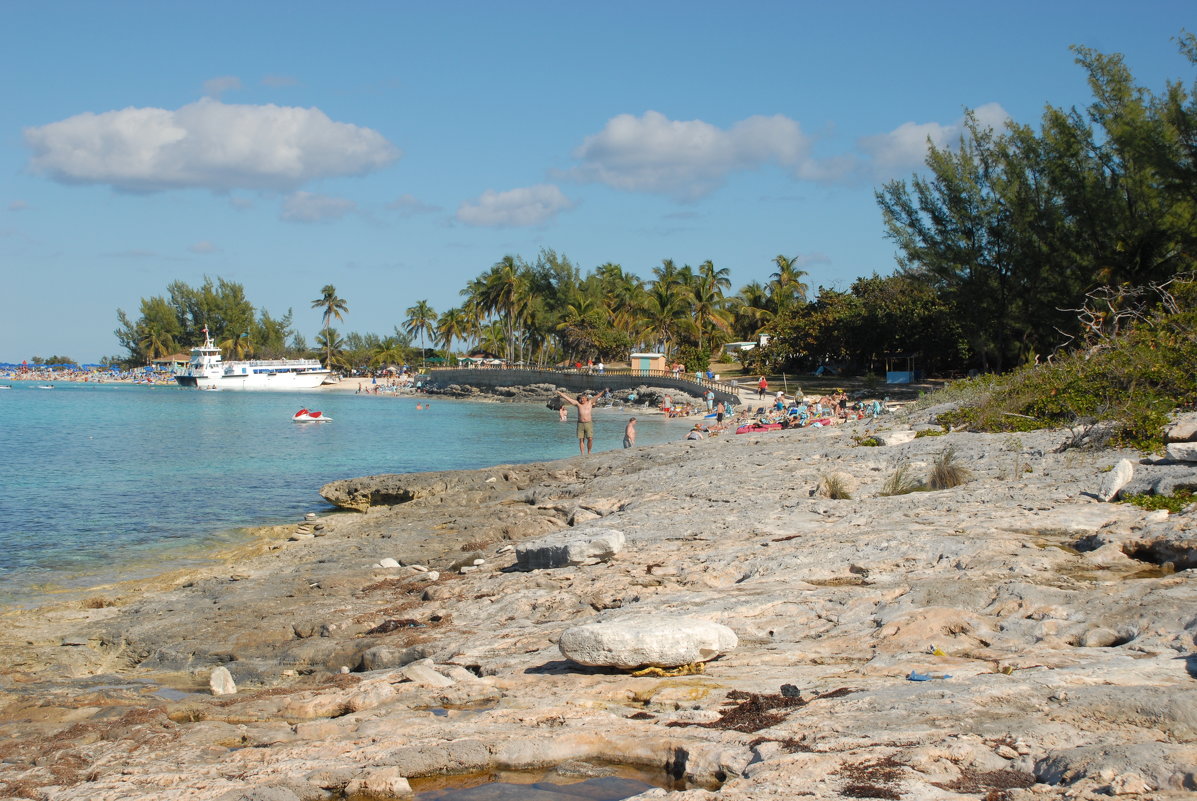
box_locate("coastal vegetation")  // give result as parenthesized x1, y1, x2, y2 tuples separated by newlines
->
(111, 35, 1197, 419)
(930, 274, 1197, 450)
(115, 277, 300, 364)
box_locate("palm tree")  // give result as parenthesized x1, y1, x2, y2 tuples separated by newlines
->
(310, 285, 348, 368)
(219, 326, 253, 359)
(404, 299, 437, 369)
(690, 271, 732, 351)
(477, 320, 506, 357)
(698, 259, 732, 293)
(729, 281, 775, 340)
(639, 283, 688, 358)
(137, 322, 176, 362)
(475, 256, 526, 363)
(369, 335, 409, 369)
(313, 327, 348, 369)
(770, 254, 809, 313)
(435, 307, 468, 359)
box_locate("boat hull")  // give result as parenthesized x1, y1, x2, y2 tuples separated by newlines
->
(176, 372, 328, 390)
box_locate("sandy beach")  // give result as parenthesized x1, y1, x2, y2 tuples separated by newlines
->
(1, 398, 1195, 800)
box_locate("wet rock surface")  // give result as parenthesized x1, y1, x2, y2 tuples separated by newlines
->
(1, 411, 1196, 800)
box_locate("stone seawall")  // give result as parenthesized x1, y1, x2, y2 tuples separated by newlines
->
(426, 367, 742, 407)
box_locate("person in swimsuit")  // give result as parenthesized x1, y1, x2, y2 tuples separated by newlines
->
(557, 390, 595, 455)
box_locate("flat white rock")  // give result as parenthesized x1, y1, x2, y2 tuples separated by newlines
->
(516, 527, 625, 570)
(876, 430, 917, 446)
(558, 616, 737, 669)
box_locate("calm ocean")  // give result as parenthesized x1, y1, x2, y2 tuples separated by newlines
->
(0, 383, 680, 606)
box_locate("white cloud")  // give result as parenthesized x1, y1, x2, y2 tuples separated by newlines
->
(456, 184, 573, 228)
(188, 240, 218, 254)
(570, 110, 810, 200)
(203, 75, 242, 98)
(858, 102, 1011, 174)
(24, 98, 399, 193)
(281, 191, 356, 222)
(8, 200, 28, 211)
(388, 193, 440, 217)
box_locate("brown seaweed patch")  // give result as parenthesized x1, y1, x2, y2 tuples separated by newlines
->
(365, 618, 424, 634)
(749, 735, 813, 753)
(668, 687, 859, 733)
(932, 767, 1036, 800)
(836, 756, 905, 799)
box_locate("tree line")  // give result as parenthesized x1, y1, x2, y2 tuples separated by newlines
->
(114, 36, 1197, 375)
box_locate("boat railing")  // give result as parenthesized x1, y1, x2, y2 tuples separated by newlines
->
(236, 358, 326, 368)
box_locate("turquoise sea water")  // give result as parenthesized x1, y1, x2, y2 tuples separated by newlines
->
(0, 383, 681, 606)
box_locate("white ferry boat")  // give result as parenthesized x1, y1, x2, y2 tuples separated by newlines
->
(175, 329, 331, 390)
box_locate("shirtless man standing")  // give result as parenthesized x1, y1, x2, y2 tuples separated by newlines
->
(557, 390, 595, 455)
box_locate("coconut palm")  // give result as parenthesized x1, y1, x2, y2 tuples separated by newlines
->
(313, 327, 349, 369)
(770, 254, 809, 312)
(369, 334, 409, 369)
(639, 283, 689, 357)
(690, 271, 732, 351)
(698, 259, 732, 293)
(729, 281, 775, 339)
(137, 322, 176, 362)
(310, 285, 348, 368)
(404, 299, 437, 369)
(435, 307, 469, 358)
(476, 320, 507, 357)
(475, 256, 527, 363)
(219, 326, 253, 359)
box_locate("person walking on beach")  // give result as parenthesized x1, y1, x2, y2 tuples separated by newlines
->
(623, 416, 637, 448)
(557, 390, 595, 455)
(758, 376, 768, 400)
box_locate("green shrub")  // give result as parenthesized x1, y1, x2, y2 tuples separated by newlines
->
(1118, 491, 1195, 513)
(925, 279, 1197, 451)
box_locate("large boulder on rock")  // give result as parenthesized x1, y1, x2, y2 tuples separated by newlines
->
(558, 616, 738, 669)
(1165, 412, 1197, 442)
(1165, 442, 1197, 462)
(516, 527, 625, 570)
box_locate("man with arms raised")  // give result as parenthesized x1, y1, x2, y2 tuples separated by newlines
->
(557, 390, 595, 455)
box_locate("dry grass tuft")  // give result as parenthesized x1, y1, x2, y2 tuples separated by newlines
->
(817, 471, 855, 500)
(928, 445, 973, 489)
(880, 463, 923, 496)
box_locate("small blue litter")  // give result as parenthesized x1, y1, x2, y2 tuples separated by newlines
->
(907, 671, 952, 682)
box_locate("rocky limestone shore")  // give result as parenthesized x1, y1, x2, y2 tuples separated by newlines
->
(1, 405, 1196, 800)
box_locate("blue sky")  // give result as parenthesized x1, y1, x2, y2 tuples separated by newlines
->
(2, 0, 1193, 361)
